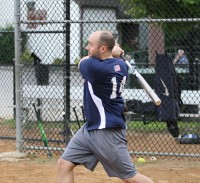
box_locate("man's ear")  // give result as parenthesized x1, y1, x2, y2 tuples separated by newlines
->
(99, 45, 107, 54)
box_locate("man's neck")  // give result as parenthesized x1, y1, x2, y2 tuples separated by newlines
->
(100, 52, 113, 60)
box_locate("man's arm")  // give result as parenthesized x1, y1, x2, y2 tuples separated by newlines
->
(78, 55, 89, 69)
(173, 49, 184, 64)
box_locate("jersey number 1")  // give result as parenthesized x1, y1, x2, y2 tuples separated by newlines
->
(110, 76, 126, 99)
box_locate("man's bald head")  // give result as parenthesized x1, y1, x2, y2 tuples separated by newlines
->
(90, 30, 115, 51)
(99, 30, 115, 51)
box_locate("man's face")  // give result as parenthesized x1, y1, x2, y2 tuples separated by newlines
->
(86, 32, 101, 59)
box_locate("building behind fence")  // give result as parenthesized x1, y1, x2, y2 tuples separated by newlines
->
(0, 0, 200, 159)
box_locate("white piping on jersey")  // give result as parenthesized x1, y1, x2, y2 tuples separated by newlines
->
(88, 82, 106, 129)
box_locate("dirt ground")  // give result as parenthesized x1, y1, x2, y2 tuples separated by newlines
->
(0, 140, 200, 183)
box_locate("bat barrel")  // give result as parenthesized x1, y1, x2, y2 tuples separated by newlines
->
(121, 54, 161, 106)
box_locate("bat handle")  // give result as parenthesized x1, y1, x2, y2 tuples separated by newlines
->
(120, 54, 135, 73)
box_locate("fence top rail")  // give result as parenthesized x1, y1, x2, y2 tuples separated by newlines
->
(21, 18, 200, 24)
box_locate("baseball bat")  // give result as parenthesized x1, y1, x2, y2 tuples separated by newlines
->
(62, 112, 75, 136)
(32, 102, 52, 158)
(121, 55, 161, 106)
(81, 105, 86, 123)
(73, 107, 81, 129)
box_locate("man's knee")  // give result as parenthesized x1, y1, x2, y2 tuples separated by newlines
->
(57, 158, 76, 172)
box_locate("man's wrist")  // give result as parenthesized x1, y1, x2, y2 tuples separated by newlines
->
(112, 45, 124, 58)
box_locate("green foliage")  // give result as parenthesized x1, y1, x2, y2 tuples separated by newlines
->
(52, 58, 64, 65)
(120, 0, 200, 19)
(0, 25, 28, 65)
(120, 0, 200, 55)
(21, 48, 34, 63)
(74, 57, 80, 65)
(53, 57, 81, 65)
(0, 26, 14, 65)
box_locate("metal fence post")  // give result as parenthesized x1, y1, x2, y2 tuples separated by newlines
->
(14, 0, 22, 151)
(63, 0, 71, 142)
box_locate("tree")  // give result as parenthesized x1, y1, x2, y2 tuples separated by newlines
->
(120, 0, 200, 19)
(0, 26, 14, 65)
(120, 0, 200, 88)
(0, 26, 28, 65)
(120, 0, 200, 63)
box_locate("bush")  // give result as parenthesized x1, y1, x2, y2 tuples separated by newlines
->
(53, 58, 64, 65)
(21, 48, 34, 64)
(0, 26, 14, 65)
(0, 25, 28, 65)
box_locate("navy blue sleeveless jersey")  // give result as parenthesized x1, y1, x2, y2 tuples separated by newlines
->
(79, 57, 128, 130)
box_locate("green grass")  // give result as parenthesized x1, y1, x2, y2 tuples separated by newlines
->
(1, 118, 199, 135)
(0, 118, 16, 129)
(127, 121, 200, 134)
(127, 121, 166, 132)
(21, 120, 85, 132)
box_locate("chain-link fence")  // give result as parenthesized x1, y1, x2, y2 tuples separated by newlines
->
(0, 0, 200, 159)
(0, 0, 15, 139)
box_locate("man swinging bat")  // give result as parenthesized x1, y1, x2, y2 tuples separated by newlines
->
(57, 30, 154, 183)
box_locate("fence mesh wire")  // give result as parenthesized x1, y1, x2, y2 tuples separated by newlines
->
(0, 0, 200, 159)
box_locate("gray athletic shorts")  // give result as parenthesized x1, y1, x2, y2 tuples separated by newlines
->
(61, 125, 137, 179)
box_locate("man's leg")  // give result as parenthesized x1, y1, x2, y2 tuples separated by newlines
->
(123, 173, 154, 183)
(57, 158, 76, 183)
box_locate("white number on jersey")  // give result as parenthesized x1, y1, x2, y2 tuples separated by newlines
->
(110, 76, 126, 99)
